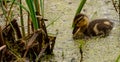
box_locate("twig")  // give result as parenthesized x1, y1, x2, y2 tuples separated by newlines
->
(35, 43, 49, 62)
(23, 30, 40, 57)
(0, 26, 4, 45)
(80, 47, 83, 62)
(112, 0, 118, 13)
(0, 45, 6, 51)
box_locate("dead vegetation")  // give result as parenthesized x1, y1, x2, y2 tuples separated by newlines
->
(0, 0, 56, 62)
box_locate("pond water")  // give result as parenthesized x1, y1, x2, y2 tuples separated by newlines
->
(43, 0, 120, 62)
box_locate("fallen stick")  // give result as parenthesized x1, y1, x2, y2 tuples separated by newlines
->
(0, 45, 6, 51)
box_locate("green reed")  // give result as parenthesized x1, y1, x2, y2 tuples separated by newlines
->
(26, 0, 39, 30)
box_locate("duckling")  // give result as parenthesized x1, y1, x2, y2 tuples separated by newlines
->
(72, 13, 89, 39)
(86, 19, 114, 37)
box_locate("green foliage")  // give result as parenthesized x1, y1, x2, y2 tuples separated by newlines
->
(79, 40, 86, 49)
(75, 0, 87, 16)
(75, 40, 86, 49)
(13, 1, 29, 12)
(116, 54, 120, 62)
(26, 0, 39, 30)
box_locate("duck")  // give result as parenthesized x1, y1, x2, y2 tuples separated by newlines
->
(72, 13, 89, 39)
(86, 18, 114, 37)
(72, 13, 114, 39)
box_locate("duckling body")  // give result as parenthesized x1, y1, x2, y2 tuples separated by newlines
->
(72, 13, 114, 39)
(72, 13, 89, 39)
(86, 19, 114, 37)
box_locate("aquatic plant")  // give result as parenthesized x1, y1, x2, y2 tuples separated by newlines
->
(116, 54, 120, 62)
(0, 0, 56, 61)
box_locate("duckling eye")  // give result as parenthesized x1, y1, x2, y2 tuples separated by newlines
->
(75, 16, 83, 23)
(78, 19, 84, 23)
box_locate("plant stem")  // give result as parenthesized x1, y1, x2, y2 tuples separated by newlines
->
(34, 0, 40, 14)
(75, 0, 86, 16)
(19, 0, 25, 37)
(26, 0, 39, 30)
(112, 0, 118, 13)
(40, 0, 44, 18)
(116, 54, 120, 62)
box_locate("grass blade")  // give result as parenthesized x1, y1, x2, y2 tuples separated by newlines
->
(116, 54, 120, 62)
(46, 15, 61, 27)
(75, 0, 87, 16)
(40, 0, 44, 18)
(26, 0, 39, 30)
(19, 0, 25, 37)
(12, 0, 29, 12)
(34, 0, 40, 14)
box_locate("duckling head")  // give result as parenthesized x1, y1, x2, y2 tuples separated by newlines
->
(72, 13, 89, 39)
